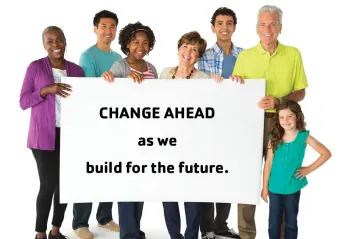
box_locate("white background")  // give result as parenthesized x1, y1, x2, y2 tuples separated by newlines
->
(0, 0, 346, 238)
(60, 78, 265, 204)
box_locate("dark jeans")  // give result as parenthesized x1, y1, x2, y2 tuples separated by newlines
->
(200, 202, 231, 233)
(163, 202, 201, 239)
(72, 202, 113, 229)
(269, 191, 301, 239)
(118, 202, 144, 239)
(32, 127, 67, 232)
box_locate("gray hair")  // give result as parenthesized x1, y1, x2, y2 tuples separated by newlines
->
(257, 5, 283, 24)
(42, 26, 66, 43)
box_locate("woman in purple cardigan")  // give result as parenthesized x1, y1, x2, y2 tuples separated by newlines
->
(20, 26, 84, 239)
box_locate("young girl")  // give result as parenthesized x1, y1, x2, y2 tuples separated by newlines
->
(102, 21, 157, 83)
(102, 21, 157, 239)
(261, 100, 331, 239)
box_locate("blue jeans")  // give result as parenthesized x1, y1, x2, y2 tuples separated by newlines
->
(118, 202, 144, 239)
(163, 202, 201, 239)
(268, 190, 301, 239)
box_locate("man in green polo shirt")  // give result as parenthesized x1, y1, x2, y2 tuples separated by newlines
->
(232, 5, 308, 239)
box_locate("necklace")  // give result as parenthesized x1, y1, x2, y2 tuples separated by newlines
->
(127, 57, 145, 74)
(172, 66, 194, 79)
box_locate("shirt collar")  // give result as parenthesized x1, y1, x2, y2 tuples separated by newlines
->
(256, 41, 284, 55)
(213, 42, 239, 57)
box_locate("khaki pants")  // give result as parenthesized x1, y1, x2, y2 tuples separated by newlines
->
(237, 115, 285, 239)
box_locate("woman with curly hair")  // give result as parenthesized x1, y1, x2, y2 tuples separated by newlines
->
(102, 21, 157, 239)
(261, 100, 331, 239)
(102, 21, 157, 83)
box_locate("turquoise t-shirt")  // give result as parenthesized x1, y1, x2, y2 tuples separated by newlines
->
(79, 45, 122, 77)
(269, 130, 309, 194)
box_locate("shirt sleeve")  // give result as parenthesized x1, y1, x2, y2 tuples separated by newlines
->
(293, 50, 308, 91)
(159, 68, 171, 79)
(79, 52, 97, 77)
(19, 62, 45, 110)
(110, 60, 128, 78)
(198, 53, 211, 75)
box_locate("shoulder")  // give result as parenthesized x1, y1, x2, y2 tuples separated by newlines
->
(298, 130, 310, 143)
(159, 67, 174, 79)
(82, 45, 97, 54)
(302, 130, 310, 138)
(233, 45, 244, 57)
(79, 47, 95, 64)
(27, 58, 43, 69)
(160, 67, 173, 74)
(66, 60, 83, 72)
(80, 46, 96, 57)
(25, 58, 46, 76)
(110, 50, 122, 60)
(112, 58, 128, 68)
(202, 47, 215, 57)
(110, 58, 129, 78)
(279, 42, 302, 57)
(239, 45, 258, 57)
(196, 70, 211, 79)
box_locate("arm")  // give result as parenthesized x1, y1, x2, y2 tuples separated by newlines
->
(197, 53, 211, 75)
(102, 60, 125, 82)
(261, 141, 274, 203)
(260, 49, 308, 109)
(159, 68, 171, 79)
(260, 89, 306, 110)
(295, 135, 332, 179)
(279, 88, 305, 103)
(79, 53, 97, 77)
(19, 62, 45, 110)
(280, 49, 308, 104)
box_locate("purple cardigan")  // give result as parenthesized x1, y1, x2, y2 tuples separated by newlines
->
(20, 56, 84, 150)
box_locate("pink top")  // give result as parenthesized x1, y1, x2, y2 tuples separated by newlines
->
(130, 62, 156, 79)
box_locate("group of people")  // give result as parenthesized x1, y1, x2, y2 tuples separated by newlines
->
(20, 5, 331, 239)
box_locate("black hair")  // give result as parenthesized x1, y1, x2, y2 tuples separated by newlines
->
(93, 10, 118, 27)
(211, 7, 237, 25)
(118, 21, 156, 55)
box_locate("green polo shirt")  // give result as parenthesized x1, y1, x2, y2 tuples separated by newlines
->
(233, 42, 308, 112)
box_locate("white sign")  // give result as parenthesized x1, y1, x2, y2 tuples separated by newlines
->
(60, 78, 265, 204)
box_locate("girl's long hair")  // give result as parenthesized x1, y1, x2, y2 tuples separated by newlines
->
(269, 100, 306, 153)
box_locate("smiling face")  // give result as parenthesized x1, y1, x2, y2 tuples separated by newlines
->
(212, 14, 236, 41)
(279, 108, 297, 132)
(178, 42, 200, 67)
(127, 31, 149, 60)
(43, 29, 66, 60)
(257, 12, 282, 45)
(94, 17, 117, 45)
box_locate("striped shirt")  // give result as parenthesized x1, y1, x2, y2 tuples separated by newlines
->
(130, 62, 156, 79)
